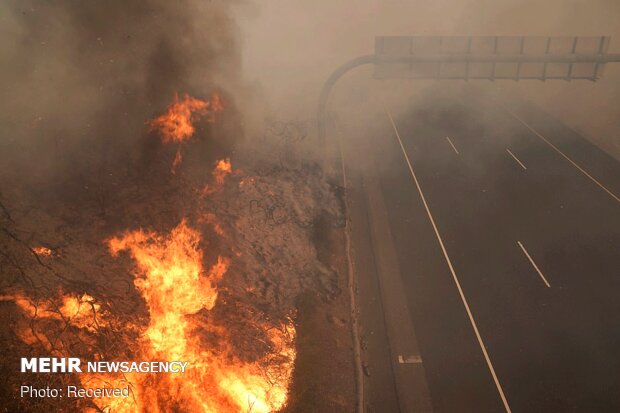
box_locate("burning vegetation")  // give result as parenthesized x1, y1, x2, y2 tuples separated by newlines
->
(0, 1, 353, 411)
(0, 86, 348, 412)
(32, 246, 54, 257)
(1, 92, 298, 412)
(149, 93, 224, 144)
(149, 93, 225, 174)
(105, 219, 295, 413)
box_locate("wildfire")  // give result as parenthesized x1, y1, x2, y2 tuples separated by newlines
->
(32, 246, 53, 257)
(1, 291, 109, 356)
(150, 92, 224, 173)
(150, 93, 223, 144)
(199, 212, 225, 236)
(171, 149, 183, 174)
(59, 294, 106, 332)
(104, 220, 295, 413)
(202, 158, 233, 196)
(108, 221, 223, 358)
(5, 292, 100, 326)
(6, 90, 297, 413)
(214, 158, 232, 185)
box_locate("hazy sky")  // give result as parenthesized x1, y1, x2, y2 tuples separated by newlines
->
(235, 0, 620, 154)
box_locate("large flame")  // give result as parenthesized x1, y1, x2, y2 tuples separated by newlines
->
(108, 220, 223, 359)
(103, 220, 295, 413)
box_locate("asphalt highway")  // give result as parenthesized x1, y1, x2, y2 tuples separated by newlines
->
(345, 93, 620, 413)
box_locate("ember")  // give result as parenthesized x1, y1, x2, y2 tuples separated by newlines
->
(171, 149, 183, 174)
(214, 158, 233, 185)
(32, 246, 53, 257)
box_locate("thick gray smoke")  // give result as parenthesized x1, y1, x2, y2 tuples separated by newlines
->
(237, 0, 620, 158)
(0, 0, 244, 187)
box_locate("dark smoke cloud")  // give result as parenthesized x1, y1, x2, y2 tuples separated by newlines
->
(0, 0, 244, 187)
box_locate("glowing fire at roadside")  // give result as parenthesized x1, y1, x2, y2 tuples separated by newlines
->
(150, 92, 224, 173)
(202, 158, 233, 196)
(108, 221, 223, 359)
(2, 292, 109, 354)
(214, 158, 232, 185)
(150, 93, 223, 144)
(6, 219, 295, 413)
(171, 149, 183, 174)
(59, 294, 105, 331)
(6, 90, 296, 412)
(5, 292, 100, 327)
(199, 212, 225, 236)
(104, 220, 295, 413)
(32, 246, 53, 257)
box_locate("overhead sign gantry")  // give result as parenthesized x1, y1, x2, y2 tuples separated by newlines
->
(318, 35, 620, 141)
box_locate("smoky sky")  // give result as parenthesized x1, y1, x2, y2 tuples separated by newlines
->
(238, 0, 620, 158)
(0, 0, 244, 184)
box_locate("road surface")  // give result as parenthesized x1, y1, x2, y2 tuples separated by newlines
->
(341, 92, 620, 413)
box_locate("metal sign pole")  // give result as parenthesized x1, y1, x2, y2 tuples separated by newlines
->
(317, 35, 620, 144)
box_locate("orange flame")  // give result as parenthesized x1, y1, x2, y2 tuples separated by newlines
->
(59, 294, 106, 332)
(32, 246, 53, 257)
(214, 158, 232, 185)
(171, 149, 183, 175)
(104, 220, 295, 412)
(7, 90, 296, 412)
(202, 159, 233, 196)
(108, 221, 223, 358)
(5, 219, 296, 412)
(150, 93, 223, 144)
(199, 212, 225, 236)
(4, 292, 100, 326)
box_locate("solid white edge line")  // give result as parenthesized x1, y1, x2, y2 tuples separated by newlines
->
(446, 136, 460, 154)
(517, 241, 551, 288)
(399, 355, 423, 364)
(502, 106, 619, 204)
(387, 111, 512, 413)
(334, 119, 365, 413)
(506, 148, 527, 170)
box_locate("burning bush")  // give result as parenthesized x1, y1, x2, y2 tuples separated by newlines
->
(0, 84, 346, 412)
